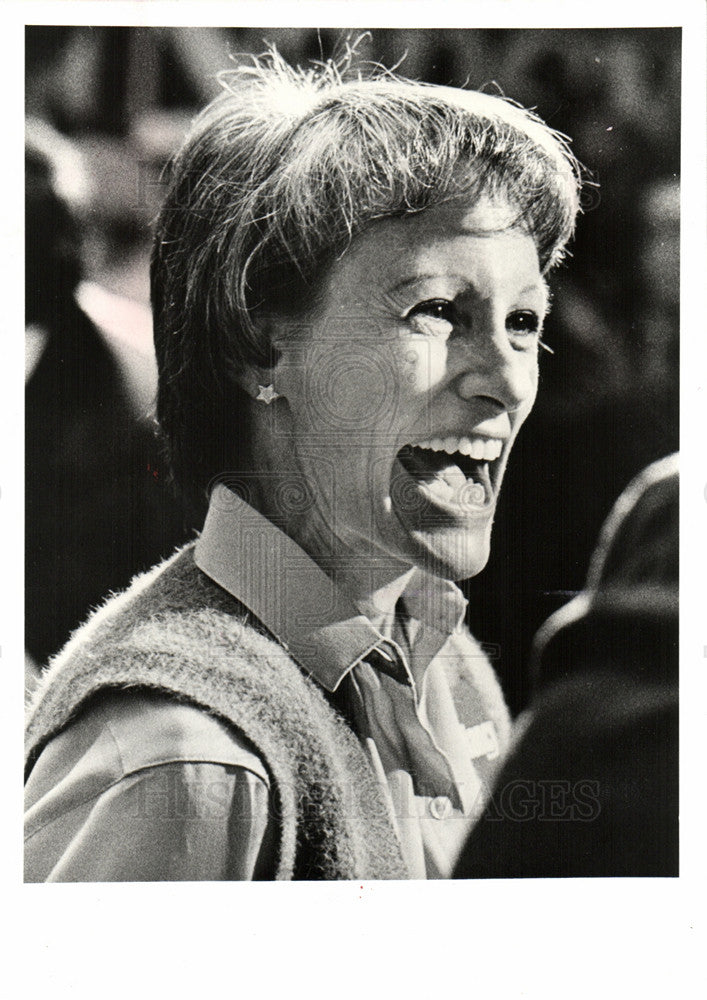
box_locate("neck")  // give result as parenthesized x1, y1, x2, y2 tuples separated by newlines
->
(287, 509, 416, 623)
(244, 483, 415, 625)
(244, 406, 417, 621)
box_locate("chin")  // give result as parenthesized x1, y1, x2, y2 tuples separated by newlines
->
(403, 520, 493, 581)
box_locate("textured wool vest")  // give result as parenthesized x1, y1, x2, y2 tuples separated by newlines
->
(25, 546, 409, 880)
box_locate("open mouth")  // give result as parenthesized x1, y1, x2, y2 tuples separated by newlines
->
(395, 435, 504, 512)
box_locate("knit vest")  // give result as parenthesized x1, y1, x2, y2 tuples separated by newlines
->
(25, 545, 409, 880)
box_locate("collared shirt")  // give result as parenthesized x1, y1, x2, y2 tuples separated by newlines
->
(25, 485, 507, 881)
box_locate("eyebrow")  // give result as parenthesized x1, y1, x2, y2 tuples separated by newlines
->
(389, 274, 444, 294)
(389, 274, 549, 302)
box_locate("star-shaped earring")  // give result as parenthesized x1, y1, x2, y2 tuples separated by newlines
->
(256, 384, 281, 405)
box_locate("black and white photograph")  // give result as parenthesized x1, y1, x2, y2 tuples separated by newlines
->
(8, 1, 706, 996)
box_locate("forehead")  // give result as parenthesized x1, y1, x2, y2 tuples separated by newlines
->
(319, 195, 542, 307)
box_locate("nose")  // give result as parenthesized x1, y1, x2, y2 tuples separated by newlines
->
(454, 321, 537, 413)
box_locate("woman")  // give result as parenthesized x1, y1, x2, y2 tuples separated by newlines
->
(24, 52, 582, 880)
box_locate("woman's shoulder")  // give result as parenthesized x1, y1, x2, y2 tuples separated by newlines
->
(56, 542, 243, 649)
(26, 688, 270, 803)
(28, 541, 275, 708)
(91, 688, 271, 780)
(25, 688, 274, 882)
(24, 545, 290, 772)
(51, 541, 284, 665)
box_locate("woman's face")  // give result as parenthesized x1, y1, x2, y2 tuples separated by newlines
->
(266, 194, 547, 581)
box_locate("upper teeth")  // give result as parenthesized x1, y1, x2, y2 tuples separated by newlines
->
(410, 436, 503, 462)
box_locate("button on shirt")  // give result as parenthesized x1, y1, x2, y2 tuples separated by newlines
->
(25, 484, 509, 880)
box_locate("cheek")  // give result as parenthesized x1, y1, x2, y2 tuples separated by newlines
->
(509, 356, 539, 436)
(400, 339, 448, 395)
(280, 341, 417, 451)
(280, 343, 393, 433)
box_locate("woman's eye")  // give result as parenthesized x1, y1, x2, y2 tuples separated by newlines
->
(405, 300, 456, 336)
(506, 310, 541, 339)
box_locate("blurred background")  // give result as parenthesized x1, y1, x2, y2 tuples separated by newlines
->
(25, 26, 680, 711)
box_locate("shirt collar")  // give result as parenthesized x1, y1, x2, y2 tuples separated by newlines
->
(194, 483, 467, 692)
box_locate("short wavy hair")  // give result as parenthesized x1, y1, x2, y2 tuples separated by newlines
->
(152, 50, 584, 514)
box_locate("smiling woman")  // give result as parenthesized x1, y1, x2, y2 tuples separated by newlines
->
(260, 196, 547, 586)
(24, 50, 582, 881)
